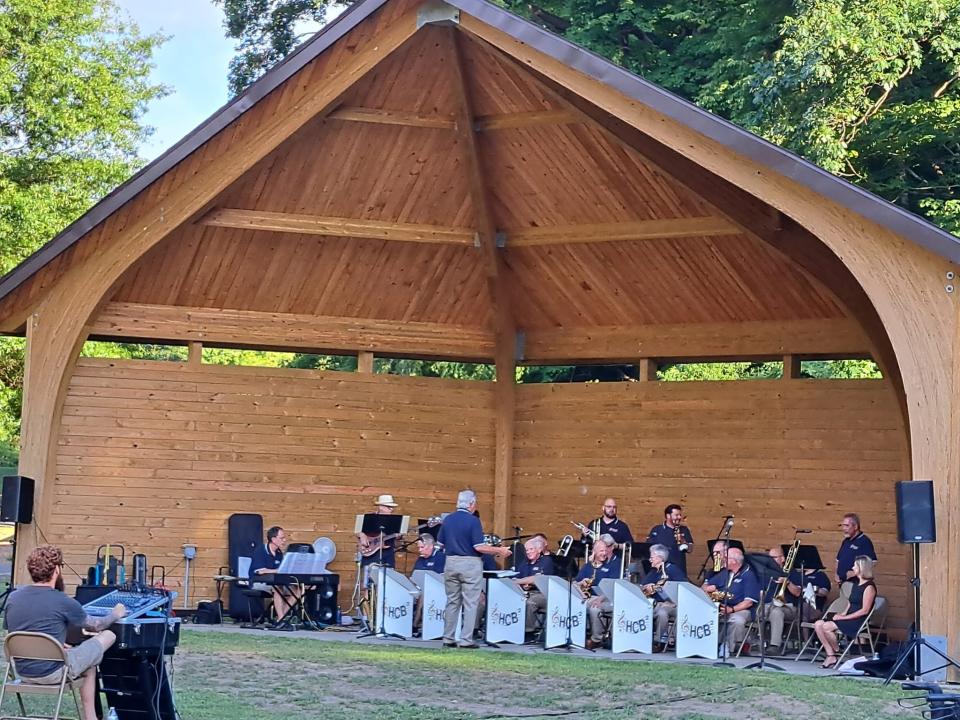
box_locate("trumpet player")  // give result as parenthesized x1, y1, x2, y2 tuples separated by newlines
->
(703, 547, 760, 654)
(646, 504, 694, 575)
(764, 546, 831, 653)
(575, 534, 621, 649)
(513, 536, 555, 636)
(639, 544, 687, 651)
(578, 498, 633, 551)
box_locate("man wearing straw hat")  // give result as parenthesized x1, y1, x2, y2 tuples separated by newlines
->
(358, 494, 400, 580)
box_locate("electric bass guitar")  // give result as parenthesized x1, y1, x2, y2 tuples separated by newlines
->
(358, 516, 442, 558)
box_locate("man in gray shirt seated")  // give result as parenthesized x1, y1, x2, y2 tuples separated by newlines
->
(4, 545, 126, 720)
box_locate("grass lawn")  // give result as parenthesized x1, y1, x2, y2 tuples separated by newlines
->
(164, 631, 913, 720)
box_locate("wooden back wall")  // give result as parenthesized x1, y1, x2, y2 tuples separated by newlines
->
(513, 379, 912, 629)
(51, 358, 910, 627)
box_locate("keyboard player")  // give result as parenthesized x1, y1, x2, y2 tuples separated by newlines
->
(249, 525, 301, 624)
(4, 545, 127, 720)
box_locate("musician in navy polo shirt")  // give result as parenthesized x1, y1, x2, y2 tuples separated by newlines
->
(513, 536, 555, 634)
(639, 544, 687, 651)
(579, 498, 634, 552)
(411, 534, 446, 635)
(763, 546, 832, 654)
(249, 525, 297, 623)
(836, 513, 877, 585)
(437, 490, 512, 648)
(576, 534, 622, 649)
(413, 533, 446, 573)
(703, 547, 760, 654)
(645, 504, 694, 576)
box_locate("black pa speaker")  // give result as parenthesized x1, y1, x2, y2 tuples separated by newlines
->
(895, 480, 936, 544)
(306, 574, 340, 625)
(1, 476, 34, 524)
(227, 513, 263, 619)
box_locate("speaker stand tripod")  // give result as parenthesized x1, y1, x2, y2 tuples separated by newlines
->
(884, 544, 960, 684)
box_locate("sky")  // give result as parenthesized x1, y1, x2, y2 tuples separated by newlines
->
(115, 1, 344, 160)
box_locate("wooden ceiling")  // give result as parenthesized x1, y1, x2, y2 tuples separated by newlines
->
(107, 25, 845, 336)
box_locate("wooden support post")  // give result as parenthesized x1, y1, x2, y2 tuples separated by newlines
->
(783, 354, 801, 380)
(638, 358, 658, 381)
(357, 351, 374, 374)
(450, 28, 516, 536)
(188, 341, 203, 365)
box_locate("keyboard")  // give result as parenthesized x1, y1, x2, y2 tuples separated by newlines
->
(82, 588, 173, 620)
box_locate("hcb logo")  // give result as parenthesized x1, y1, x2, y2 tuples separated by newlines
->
(387, 605, 408, 619)
(427, 600, 443, 622)
(491, 604, 520, 626)
(550, 607, 580, 629)
(616, 610, 646, 635)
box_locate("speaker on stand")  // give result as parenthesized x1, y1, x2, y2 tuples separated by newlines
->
(0, 476, 34, 613)
(884, 480, 960, 683)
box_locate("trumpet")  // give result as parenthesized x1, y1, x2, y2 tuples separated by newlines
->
(578, 559, 602, 594)
(572, 521, 598, 541)
(557, 534, 574, 558)
(483, 533, 503, 547)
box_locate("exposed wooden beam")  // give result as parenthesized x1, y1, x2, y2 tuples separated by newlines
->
(510, 216, 740, 246)
(201, 208, 476, 245)
(200, 207, 738, 247)
(188, 341, 203, 365)
(523, 319, 872, 363)
(357, 350, 375, 373)
(449, 28, 516, 538)
(327, 106, 456, 129)
(326, 105, 577, 132)
(89, 302, 495, 361)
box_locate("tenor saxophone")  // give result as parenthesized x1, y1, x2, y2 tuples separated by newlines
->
(643, 563, 669, 598)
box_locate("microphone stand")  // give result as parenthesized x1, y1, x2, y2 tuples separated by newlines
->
(744, 576, 786, 672)
(696, 516, 734, 583)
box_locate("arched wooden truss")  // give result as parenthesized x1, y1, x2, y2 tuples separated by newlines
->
(0, 0, 957, 651)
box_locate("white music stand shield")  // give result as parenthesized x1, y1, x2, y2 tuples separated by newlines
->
(372, 568, 418, 638)
(535, 575, 586, 649)
(485, 578, 525, 644)
(412, 570, 448, 641)
(601, 579, 653, 654)
(676, 582, 719, 659)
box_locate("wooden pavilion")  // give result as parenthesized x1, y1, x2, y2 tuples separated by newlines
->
(1, 0, 958, 650)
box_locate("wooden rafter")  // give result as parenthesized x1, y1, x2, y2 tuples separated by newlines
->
(327, 105, 577, 131)
(200, 207, 740, 246)
(201, 208, 476, 245)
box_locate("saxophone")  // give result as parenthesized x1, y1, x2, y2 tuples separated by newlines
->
(773, 538, 801, 607)
(712, 549, 724, 573)
(674, 522, 689, 552)
(709, 589, 733, 603)
(578, 560, 602, 593)
(643, 563, 669, 598)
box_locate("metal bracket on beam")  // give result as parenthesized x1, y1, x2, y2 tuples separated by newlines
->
(473, 232, 481, 248)
(417, 1, 460, 28)
(496, 231, 507, 248)
(515, 330, 526, 363)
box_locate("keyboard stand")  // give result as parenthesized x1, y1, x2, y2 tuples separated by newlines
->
(270, 579, 324, 632)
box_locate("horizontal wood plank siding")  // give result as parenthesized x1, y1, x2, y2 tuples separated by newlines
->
(512, 379, 912, 629)
(51, 359, 909, 627)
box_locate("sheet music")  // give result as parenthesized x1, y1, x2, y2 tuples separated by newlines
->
(277, 551, 328, 574)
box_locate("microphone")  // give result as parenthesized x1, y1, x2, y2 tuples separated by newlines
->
(725, 517, 735, 527)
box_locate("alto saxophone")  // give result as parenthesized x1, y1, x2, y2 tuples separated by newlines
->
(674, 521, 689, 552)
(578, 560, 602, 593)
(712, 549, 724, 573)
(643, 564, 669, 598)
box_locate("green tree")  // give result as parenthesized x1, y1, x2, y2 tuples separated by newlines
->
(214, 0, 345, 94)
(0, 0, 166, 462)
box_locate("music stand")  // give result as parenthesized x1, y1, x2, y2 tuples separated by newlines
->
(357, 512, 408, 640)
(781, 544, 824, 652)
(743, 552, 786, 672)
(630, 542, 652, 580)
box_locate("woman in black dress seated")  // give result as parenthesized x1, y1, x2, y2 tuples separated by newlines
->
(814, 555, 877, 669)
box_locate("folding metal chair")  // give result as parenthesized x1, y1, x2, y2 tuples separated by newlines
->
(795, 596, 846, 661)
(810, 603, 879, 665)
(0, 631, 84, 720)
